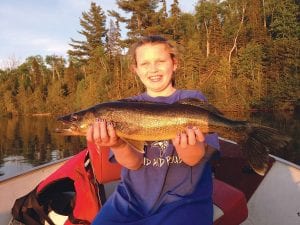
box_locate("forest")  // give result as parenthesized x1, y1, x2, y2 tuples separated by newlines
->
(0, 0, 299, 116)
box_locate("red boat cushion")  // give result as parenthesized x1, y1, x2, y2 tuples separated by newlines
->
(88, 143, 121, 183)
(213, 179, 248, 225)
(37, 150, 100, 224)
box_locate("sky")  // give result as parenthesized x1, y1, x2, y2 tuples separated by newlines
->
(0, 0, 198, 69)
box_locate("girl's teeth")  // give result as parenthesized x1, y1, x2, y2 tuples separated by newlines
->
(149, 76, 161, 81)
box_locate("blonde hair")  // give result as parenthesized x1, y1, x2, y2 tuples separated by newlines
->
(129, 35, 177, 65)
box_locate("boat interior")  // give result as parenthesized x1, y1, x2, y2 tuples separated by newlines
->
(2, 139, 300, 225)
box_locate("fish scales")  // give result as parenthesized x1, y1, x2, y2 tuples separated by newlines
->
(99, 102, 210, 141)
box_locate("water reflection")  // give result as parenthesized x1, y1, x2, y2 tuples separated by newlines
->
(0, 116, 85, 180)
(0, 111, 299, 180)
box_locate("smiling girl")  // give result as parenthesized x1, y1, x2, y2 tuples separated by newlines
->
(88, 35, 219, 225)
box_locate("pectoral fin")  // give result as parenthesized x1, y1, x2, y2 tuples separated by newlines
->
(122, 138, 146, 153)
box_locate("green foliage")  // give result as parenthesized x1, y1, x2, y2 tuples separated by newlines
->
(234, 42, 265, 105)
(110, 0, 162, 40)
(68, 2, 107, 63)
(265, 38, 300, 101)
(46, 81, 73, 114)
(269, 0, 300, 39)
(0, 0, 298, 116)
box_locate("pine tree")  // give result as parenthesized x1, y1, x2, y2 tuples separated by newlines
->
(68, 2, 107, 63)
(168, 0, 181, 41)
(112, 0, 160, 40)
(269, 0, 299, 39)
(106, 19, 122, 58)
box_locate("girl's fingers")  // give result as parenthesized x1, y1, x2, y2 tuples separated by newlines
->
(180, 132, 188, 148)
(87, 119, 121, 148)
(193, 127, 205, 142)
(99, 119, 109, 142)
(86, 124, 93, 142)
(172, 133, 181, 146)
(186, 127, 196, 146)
(107, 122, 118, 143)
(93, 120, 101, 142)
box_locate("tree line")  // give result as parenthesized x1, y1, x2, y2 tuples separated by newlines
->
(0, 0, 299, 116)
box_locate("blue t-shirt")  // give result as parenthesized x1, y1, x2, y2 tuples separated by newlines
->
(92, 90, 219, 225)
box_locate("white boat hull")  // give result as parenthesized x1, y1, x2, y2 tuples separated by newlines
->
(241, 156, 300, 225)
(0, 159, 68, 225)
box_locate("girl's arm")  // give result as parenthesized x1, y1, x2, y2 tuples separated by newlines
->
(86, 119, 143, 170)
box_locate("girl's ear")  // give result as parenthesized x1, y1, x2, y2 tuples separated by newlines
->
(173, 58, 178, 72)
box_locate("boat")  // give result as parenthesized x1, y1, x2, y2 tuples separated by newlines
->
(1, 139, 299, 225)
(0, 158, 69, 225)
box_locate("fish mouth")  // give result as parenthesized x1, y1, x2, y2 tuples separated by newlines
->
(54, 126, 83, 136)
(54, 127, 72, 135)
(56, 113, 88, 136)
(55, 119, 82, 135)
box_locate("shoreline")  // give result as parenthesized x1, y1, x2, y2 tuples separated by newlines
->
(31, 113, 52, 117)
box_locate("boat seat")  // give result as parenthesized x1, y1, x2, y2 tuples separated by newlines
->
(213, 179, 248, 225)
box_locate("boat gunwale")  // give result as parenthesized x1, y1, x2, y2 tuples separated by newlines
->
(268, 154, 300, 170)
(0, 157, 71, 183)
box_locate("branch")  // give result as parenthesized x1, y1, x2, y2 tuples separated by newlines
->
(228, 4, 246, 64)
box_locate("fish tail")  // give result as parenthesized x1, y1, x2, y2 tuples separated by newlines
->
(243, 124, 291, 175)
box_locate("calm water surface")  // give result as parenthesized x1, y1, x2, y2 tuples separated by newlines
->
(0, 116, 85, 180)
(0, 111, 299, 180)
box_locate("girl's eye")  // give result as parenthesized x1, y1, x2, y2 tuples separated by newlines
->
(140, 62, 149, 66)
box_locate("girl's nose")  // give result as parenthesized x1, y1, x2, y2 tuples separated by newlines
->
(148, 63, 158, 72)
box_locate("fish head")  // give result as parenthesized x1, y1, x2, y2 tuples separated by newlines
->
(56, 111, 96, 136)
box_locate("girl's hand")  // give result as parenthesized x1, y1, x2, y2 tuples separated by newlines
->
(172, 127, 205, 148)
(86, 119, 142, 170)
(172, 127, 206, 166)
(86, 119, 125, 148)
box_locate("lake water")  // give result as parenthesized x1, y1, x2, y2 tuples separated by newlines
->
(0, 111, 299, 181)
(0, 116, 86, 180)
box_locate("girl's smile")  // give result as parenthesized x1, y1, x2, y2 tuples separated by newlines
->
(148, 75, 163, 82)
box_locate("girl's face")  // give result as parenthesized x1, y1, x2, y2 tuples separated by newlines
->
(133, 43, 177, 97)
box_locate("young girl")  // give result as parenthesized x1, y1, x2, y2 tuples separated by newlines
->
(87, 35, 219, 225)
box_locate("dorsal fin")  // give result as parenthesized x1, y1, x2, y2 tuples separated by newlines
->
(177, 98, 224, 116)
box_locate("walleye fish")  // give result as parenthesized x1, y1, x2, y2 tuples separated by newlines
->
(56, 98, 291, 175)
